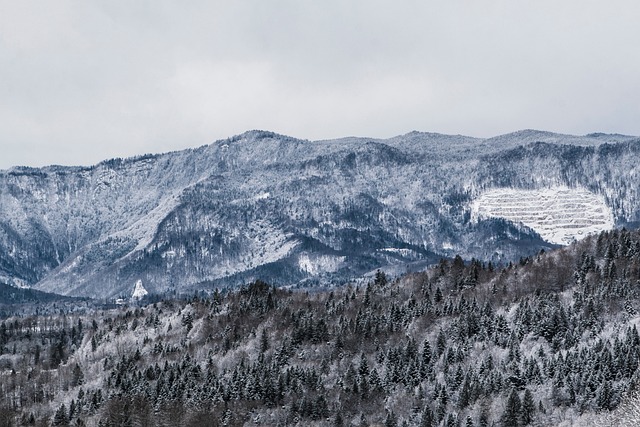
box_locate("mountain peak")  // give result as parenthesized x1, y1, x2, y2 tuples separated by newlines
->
(224, 130, 300, 145)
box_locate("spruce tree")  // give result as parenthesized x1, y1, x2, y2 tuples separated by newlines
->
(260, 329, 269, 353)
(596, 380, 613, 410)
(459, 375, 472, 408)
(520, 388, 536, 425)
(52, 404, 68, 426)
(420, 407, 434, 427)
(436, 329, 447, 356)
(502, 389, 521, 427)
(478, 407, 489, 427)
(385, 410, 398, 427)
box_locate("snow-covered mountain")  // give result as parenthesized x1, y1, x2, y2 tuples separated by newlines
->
(1, 130, 638, 298)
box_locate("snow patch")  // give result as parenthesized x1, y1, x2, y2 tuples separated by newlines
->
(0, 276, 30, 289)
(161, 250, 176, 258)
(59, 255, 83, 274)
(298, 253, 346, 275)
(471, 186, 614, 245)
(131, 279, 148, 300)
(380, 248, 419, 257)
(126, 192, 182, 252)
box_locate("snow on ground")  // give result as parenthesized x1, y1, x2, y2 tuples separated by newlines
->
(379, 247, 420, 257)
(297, 253, 346, 275)
(122, 191, 183, 252)
(131, 279, 148, 300)
(471, 186, 614, 245)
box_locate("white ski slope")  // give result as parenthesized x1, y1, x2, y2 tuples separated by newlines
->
(471, 187, 614, 245)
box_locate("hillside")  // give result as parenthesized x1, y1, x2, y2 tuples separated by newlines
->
(471, 187, 613, 245)
(0, 283, 71, 305)
(2, 228, 640, 426)
(1, 130, 639, 298)
(0, 283, 82, 317)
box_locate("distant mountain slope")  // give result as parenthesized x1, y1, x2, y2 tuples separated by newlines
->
(0, 282, 74, 304)
(0, 130, 638, 298)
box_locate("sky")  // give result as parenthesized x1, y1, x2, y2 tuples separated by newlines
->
(1, 1, 640, 169)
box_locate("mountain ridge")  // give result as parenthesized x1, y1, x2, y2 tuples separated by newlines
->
(1, 130, 639, 298)
(5, 129, 637, 173)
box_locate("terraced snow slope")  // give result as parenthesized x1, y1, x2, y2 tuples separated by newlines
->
(471, 187, 614, 245)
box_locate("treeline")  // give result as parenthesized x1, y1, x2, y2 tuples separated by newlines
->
(1, 229, 640, 426)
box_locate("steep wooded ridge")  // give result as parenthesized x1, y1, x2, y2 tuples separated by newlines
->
(2, 229, 640, 426)
(1, 130, 639, 298)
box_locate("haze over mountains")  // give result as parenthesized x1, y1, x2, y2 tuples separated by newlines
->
(1, 130, 638, 298)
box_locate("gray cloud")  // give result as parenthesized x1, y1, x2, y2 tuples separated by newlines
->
(1, 0, 639, 169)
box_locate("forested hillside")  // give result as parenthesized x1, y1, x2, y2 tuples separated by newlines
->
(2, 130, 639, 298)
(0, 283, 81, 308)
(2, 228, 640, 426)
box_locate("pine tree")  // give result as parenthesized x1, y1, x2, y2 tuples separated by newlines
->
(502, 389, 521, 427)
(69, 400, 76, 419)
(421, 340, 433, 378)
(435, 287, 443, 303)
(597, 380, 613, 410)
(520, 388, 536, 425)
(52, 404, 68, 426)
(478, 407, 489, 427)
(459, 375, 472, 408)
(260, 329, 269, 353)
(181, 313, 193, 332)
(420, 407, 434, 427)
(385, 410, 398, 427)
(436, 329, 447, 356)
(72, 364, 84, 387)
(375, 269, 388, 287)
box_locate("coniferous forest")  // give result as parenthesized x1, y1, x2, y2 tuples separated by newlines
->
(2, 229, 640, 426)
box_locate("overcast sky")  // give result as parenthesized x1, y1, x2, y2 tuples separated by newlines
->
(1, 1, 639, 169)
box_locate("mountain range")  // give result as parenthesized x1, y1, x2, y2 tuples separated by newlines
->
(1, 129, 639, 298)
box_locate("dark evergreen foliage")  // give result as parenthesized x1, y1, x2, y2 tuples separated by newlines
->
(1, 229, 640, 425)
